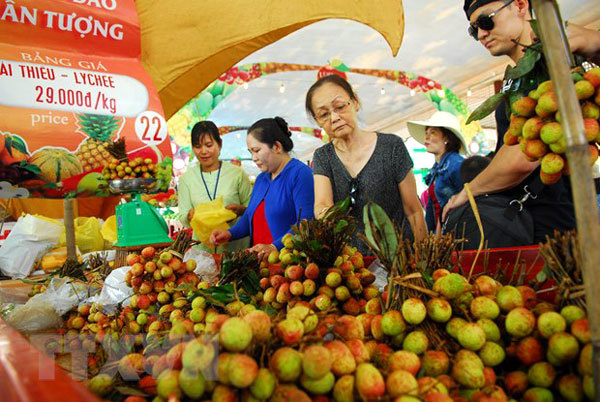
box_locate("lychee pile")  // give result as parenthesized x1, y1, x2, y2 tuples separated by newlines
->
(505, 67, 600, 184)
(258, 234, 377, 316)
(42, 236, 593, 401)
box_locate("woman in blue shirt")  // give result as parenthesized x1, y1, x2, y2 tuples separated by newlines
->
(210, 117, 314, 261)
(407, 111, 466, 232)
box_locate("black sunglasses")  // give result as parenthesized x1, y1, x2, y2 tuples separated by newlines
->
(349, 178, 359, 209)
(468, 0, 514, 40)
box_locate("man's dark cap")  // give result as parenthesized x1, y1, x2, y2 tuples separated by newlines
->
(464, 0, 499, 19)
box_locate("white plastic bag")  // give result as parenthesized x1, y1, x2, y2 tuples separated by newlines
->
(0, 214, 63, 278)
(85, 266, 133, 315)
(367, 258, 389, 292)
(4, 277, 98, 333)
(3, 297, 62, 333)
(184, 247, 218, 284)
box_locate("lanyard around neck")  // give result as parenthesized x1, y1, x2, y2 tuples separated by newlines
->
(200, 162, 222, 201)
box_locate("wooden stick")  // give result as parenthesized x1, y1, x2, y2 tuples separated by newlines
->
(63, 198, 77, 263)
(533, 0, 600, 396)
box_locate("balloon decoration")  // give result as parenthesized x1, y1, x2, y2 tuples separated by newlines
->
(168, 59, 485, 152)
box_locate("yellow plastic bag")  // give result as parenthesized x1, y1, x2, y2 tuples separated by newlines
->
(101, 215, 118, 245)
(59, 217, 105, 254)
(190, 196, 237, 246)
(40, 246, 82, 272)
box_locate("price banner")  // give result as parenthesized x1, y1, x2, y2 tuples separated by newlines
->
(0, 0, 172, 198)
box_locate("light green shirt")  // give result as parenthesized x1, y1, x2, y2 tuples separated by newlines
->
(178, 161, 252, 253)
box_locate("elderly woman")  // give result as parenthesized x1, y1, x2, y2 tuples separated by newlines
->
(407, 111, 466, 232)
(307, 74, 426, 254)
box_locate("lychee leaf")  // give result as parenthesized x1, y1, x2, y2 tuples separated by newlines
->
(466, 93, 506, 124)
(365, 202, 397, 260)
(529, 19, 540, 39)
(505, 50, 541, 80)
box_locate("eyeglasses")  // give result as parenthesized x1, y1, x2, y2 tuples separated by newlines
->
(315, 101, 352, 125)
(349, 178, 359, 209)
(468, 0, 514, 40)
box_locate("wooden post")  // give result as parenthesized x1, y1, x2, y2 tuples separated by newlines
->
(533, 0, 600, 397)
(63, 198, 77, 262)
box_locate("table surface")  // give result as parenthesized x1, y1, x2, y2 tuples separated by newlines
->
(0, 318, 100, 402)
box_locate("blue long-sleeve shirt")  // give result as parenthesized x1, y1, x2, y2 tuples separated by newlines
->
(228, 158, 315, 250)
(424, 151, 464, 231)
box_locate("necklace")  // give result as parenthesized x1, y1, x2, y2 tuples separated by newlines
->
(200, 162, 222, 200)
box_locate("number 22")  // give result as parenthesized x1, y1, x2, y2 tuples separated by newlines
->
(140, 115, 162, 141)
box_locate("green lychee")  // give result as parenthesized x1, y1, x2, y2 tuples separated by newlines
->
(333, 375, 355, 402)
(402, 330, 429, 355)
(301, 345, 331, 379)
(505, 307, 536, 338)
(497, 286, 524, 312)
(250, 368, 276, 400)
(522, 116, 545, 140)
(523, 387, 555, 402)
(527, 362, 555, 387)
(538, 91, 559, 113)
(578, 342, 592, 376)
(575, 79, 595, 99)
(455, 352, 484, 374)
(537, 311, 566, 338)
(388, 350, 421, 375)
(426, 297, 452, 322)
(355, 363, 385, 400)
(434, 273, 469, 299)
(458, 323, 486, 351)
(269, 347, 302, 382)
(386, 370, 418, 397)
(470, 296, 500, 319)
(381, 310, 406, 336)
(179, 368, 205, 399)
(421, 350, 450, 376)
(557, 374, 583, 402)
(157, 369, 182, 399)
(479, 342, 505, 367)
(548, 332, 579, 365)
(446, 317, 467, 339)
(540, 153, 565, 175)
(451, 359, 485, 389)
(300, 372, 335, 395)
(560, 305, 586, 326)
(401, 298, 427, 325)
(87, 374, 114, 397)
(477, 318, 501, 343)
(512, 96, 537, 117)
(219, 317, 253, 352)
(228, 353, 259, 388)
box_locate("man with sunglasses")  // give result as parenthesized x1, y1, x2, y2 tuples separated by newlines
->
(443, 0, 600, 244)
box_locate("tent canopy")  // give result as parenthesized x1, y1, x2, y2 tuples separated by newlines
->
(136, 0, 405, 119)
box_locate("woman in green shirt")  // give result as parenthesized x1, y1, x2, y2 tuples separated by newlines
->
(178, 121, 252, 252)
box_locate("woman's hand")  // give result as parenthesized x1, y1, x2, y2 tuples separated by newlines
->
(187, 208, 195, 222)
(225, 203, 246, 216)
(210, 230, 232, 246)
(249, 243, 277, 263)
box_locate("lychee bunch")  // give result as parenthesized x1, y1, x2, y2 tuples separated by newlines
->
(506, 67, 600, 184)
